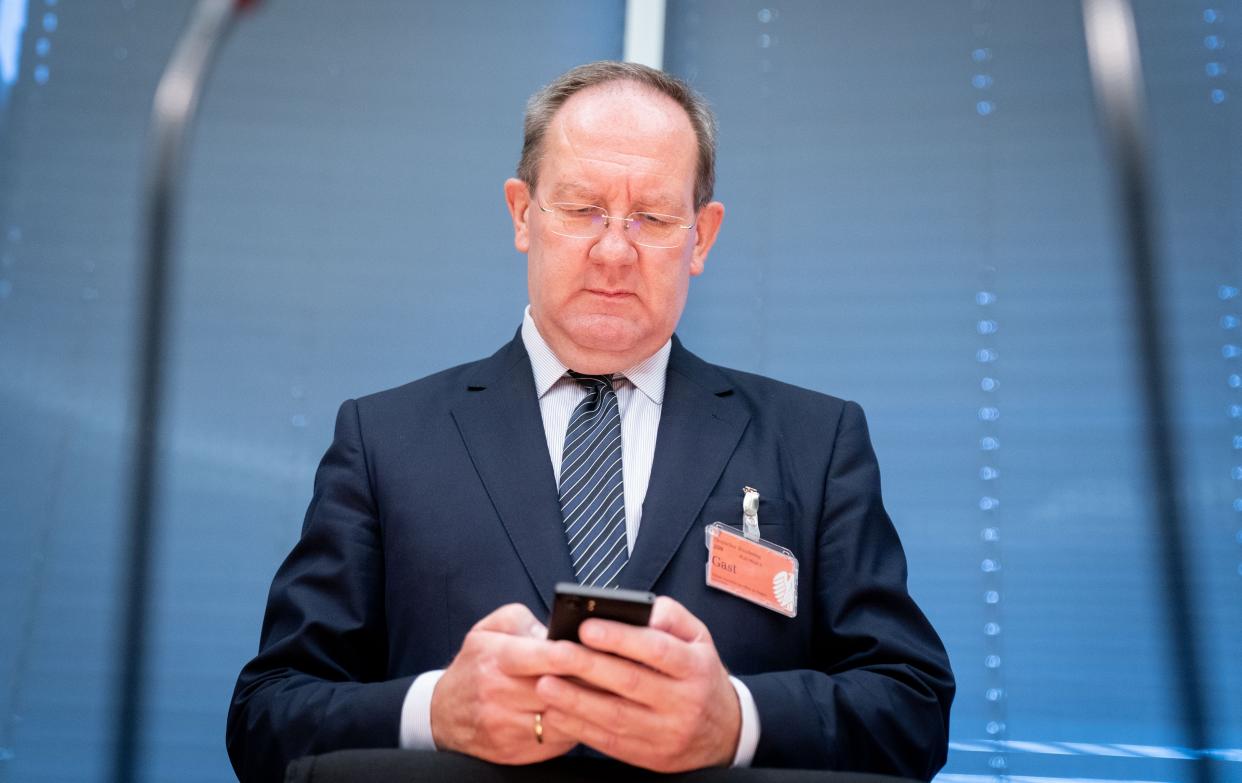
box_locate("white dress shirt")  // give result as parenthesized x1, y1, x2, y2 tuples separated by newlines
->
(400, 307, 760, 766)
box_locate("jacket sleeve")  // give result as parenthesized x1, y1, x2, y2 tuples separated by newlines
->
(226, 399, 415, 783)
(737, 401, 955, 780)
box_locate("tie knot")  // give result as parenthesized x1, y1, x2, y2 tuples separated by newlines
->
(567, 371, 616, 393)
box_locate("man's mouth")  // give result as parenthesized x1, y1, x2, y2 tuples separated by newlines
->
(586, 289, 635, 299)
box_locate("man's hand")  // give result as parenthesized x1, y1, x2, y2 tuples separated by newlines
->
(535, 596, 742, 772)
(430, 603, 576, 764)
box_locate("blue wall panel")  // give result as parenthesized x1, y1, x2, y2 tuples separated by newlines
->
(0, 1, 1238, 782)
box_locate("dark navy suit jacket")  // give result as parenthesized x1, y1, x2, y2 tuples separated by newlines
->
(226, 334, 954, 782)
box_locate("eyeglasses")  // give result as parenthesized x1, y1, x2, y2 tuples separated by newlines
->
(536, 200, 696, 249)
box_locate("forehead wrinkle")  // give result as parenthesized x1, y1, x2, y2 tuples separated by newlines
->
(542, 113, 588, 191)
(547, 170, 684, 215)
(553, 108, 581, 167)
(549, 145, 687, 207)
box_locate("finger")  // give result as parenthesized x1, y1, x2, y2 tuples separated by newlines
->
(468, 666, 549, 710)
(647, 596, 711, 643)
(471, 603, 547, 638)
(471, 707, 576, 764)
(439, 659, 545, 721)
(541, 705, 672, 771)
(525, 709, 582, 756)
(541, 641, 670, 706)
(536, 674, 657, 736)
(487, 636, 563, 677)
(577, 620, 696, 679)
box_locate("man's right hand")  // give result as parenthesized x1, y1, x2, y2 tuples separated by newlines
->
(429, 603, 577, 764)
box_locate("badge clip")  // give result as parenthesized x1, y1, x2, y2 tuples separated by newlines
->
(741, 486, 760, 541)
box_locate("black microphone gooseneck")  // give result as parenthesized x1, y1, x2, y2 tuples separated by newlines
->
(1082, 3, 1214, 782)
(113, 2, 257, 782)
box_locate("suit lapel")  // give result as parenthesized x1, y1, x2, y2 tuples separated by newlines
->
(450, 335, 575, 613)
(618, 338, 750, 592)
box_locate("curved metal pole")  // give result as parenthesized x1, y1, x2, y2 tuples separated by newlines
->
(1081, 3, 1213, 782)
(113, 2, 255, 781)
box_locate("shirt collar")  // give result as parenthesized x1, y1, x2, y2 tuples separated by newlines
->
(520, 305, 669, 405)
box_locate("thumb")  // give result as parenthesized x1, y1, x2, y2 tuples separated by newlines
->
(472, 602, 547, 638)
(649, 596, 711, 644)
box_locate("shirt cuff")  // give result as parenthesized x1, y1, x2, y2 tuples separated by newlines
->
(728, 675, 761, 767)
(399, 669, 445, 750)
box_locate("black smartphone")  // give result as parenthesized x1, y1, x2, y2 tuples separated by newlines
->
(546, 582, 655, 643)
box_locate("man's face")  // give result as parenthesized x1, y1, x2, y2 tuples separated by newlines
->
(504, 83, 724, 374)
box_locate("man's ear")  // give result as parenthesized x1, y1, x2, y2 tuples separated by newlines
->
(504, 178, 531, 253)
(689, 201, 724, 276)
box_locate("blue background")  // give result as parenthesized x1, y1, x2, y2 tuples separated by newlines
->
(0, 1, 1238, 782)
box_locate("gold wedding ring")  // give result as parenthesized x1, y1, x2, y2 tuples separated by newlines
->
(534, 711, 544, 744)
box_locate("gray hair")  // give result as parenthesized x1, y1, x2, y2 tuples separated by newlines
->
(516, 61, 717, 210)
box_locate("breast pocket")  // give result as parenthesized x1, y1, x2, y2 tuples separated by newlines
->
(691, 493, 809, 670)
(697, 493, 796, 552)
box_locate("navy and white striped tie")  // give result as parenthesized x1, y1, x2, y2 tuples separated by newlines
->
(559, 372, 627, 587)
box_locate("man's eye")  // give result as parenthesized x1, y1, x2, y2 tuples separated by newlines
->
(554, 203, 599, 216)
(637, 213, 675, 226)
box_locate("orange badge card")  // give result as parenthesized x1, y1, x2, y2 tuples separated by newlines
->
(704, 522, 798, 617)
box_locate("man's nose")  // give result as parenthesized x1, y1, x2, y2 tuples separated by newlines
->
(590, 217, 638, 263)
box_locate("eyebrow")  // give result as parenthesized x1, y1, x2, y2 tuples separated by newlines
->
(633, 196, 688, 216)
(546, 185, 601, 204)
(545, 185, 688, 216)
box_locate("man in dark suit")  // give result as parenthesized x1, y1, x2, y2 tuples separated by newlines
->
(227, 61, 954, 782)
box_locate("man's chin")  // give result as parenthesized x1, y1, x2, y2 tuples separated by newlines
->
(568, 316, 644, 350)
(549, 316, 660, 371)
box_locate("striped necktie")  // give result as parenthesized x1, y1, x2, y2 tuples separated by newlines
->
(559, 372, 628, 587)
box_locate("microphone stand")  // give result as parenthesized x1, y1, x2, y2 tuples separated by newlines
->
(1082, 2, 1214, 782)
(113, 2, 257, 781)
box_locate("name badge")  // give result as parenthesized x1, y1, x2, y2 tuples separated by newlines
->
(705, 522, 798, 617)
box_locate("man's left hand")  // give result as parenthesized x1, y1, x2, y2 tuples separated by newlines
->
(535, 596, 742, 772)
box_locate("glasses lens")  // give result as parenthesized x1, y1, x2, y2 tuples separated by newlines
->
(542, 201, 689, 248)
(630, 212, 683, 248)
(547, 203, 605, 238)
